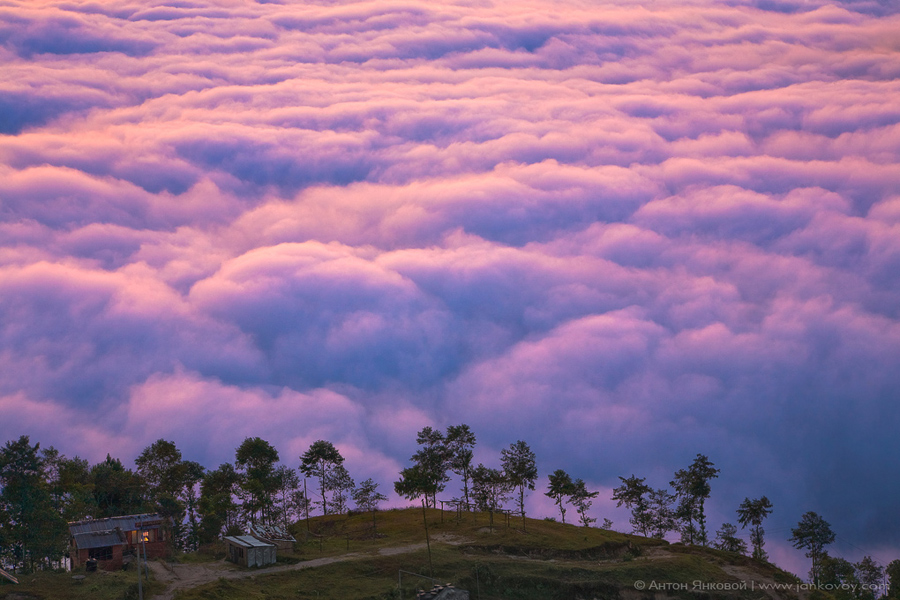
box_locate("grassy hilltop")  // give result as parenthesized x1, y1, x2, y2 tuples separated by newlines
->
(0, 508, 806, 600)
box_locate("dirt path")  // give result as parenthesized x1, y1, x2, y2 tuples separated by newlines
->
(148, 543, 431, 600)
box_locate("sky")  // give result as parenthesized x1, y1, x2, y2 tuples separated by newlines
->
(1, 0, 899, 577)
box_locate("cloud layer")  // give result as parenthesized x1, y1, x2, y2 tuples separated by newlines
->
(2, 0, 899, 570)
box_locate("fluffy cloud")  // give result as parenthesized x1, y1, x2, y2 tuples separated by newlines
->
(2, 0, 899, 571)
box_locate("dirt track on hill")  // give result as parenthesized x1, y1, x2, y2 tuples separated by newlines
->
(148, 543, 430, 600)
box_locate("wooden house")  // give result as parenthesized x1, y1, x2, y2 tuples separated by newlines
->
(68, 514, 170, 571)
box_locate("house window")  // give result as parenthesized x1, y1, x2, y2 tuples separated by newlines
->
(89, 546, 113, 561)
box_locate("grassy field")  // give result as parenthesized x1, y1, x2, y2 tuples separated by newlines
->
(0, 567, 163, 600)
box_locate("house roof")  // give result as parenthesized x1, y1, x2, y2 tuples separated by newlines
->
(72, 529, 127, 550)
(224, 535, 276, 549)
(247, 524, 297, 542)
(69, 513, 165, 536)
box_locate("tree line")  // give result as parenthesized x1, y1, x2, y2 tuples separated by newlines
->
(2, 430, 898, 600)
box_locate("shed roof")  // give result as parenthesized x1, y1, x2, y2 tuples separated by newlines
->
(69, 514, 165, 536)
(224, 535, 275, 549)
(72, 529, 127, 550)
(247, 524, 297, 542)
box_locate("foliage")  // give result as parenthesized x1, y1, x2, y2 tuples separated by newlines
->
(471, 464, 513, 531)
(647, 488, 677, 539)
(198, 462, 241, 542)
(789, 511, 835, 585)
(445, 424, 476, 508)
(235, 436, 280, 525)
(411, 426, 451, 508)
(0, 436, 67, 571)
(90, 454, 145, 518)
(299, 440, 345, 516)
(713, 523, 748, 554)
(569, 478, 599, 527)
(737, 495, 773, 561)
(670, 454, 719, 546)
(886, 559, 900, 599)
(611, 475, 652, 536)
(545, 469, 575, 524)
(500, 440, 537, 530)
(855, 555, 883, 600)
(353, 477, 388, 533)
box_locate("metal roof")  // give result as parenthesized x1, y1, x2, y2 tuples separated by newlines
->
(247, 524, 296, 542)
(224, 535, 276, 548)
(72, 529, 127, 550)
(69, 514, 165, 536)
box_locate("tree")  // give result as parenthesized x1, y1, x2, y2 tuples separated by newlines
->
(299, 440, 344, 516)
(272, 465, 300, 531)
(570, 479, 599, 527)
(647, 488, 677, 539)
(819, 555, 859, 600)
(0, 436, 67, 572)
(885, 559, 900, 599)
(611, 475, 652, 536)
(500, 440, 537, 531)
(353, 478, 387, 534)
(545, 469, 575, 524)
(198, 463, 241, 542)
(235, 437, 280, 525)
(41, 448, 95, 522)
(90, 454, 145, 518)
(670, 454, 719, 546)
(411, 427, 451, 509)
(394, 464, 435, 504)
(471, 464, 512, 532)
(180, 460, 205, 552)
(445, 425, 476, 509)
(136, 439, 190, 546)
(737, 496, 773, 561)
(789, 511, 835, 586)
(855, 556, 883, 600)
(714, 523, 748, 554)
(325, 464, 355, 514)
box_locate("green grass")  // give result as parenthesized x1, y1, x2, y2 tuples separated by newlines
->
(0, 567, 163, 600)
(169, 508, 799, 600)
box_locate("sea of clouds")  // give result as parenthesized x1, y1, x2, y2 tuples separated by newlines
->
(1, 0, 899, 568)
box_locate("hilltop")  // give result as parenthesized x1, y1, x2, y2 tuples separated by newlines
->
(0, 507, 809, 600)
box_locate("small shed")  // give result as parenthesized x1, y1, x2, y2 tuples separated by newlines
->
(68, 513, 170, 571)
(247, 524, 296, 552)
(224, 535, 276, 567)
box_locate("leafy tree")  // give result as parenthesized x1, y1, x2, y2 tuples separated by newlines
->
(885, 559, 900, 599)
(0, 437, 67, 572)
(411, 427, 451, 508)
(737, 496, 773, 561)
(471, 464, 512, 532)
(570, 478, 599, 527)
(180, 460, 205, 551)
(273, 465, 300, 531)
(647, 488, 677, 539)
(611, 475, 652, 536)
(820, 554, 859, 600)
(41, 448, 95, 522)
(353, 478, 387, 534)
(789, 511, 835, 586)
(136, 439, 190, 546)
(395, 464, 436, 504)
(855, 556, 883, 600)
(600, 518, 614, 530)
(198, 463, 241, 542)
(300, 440, 344, 516)
(90, 454, 145, 518)
(325, 464, 355, 514)
(714, 523, 748, 554)
(445, 425, 476, 509)
(235, 437, 280, 524)
(500, 440, 537, 531)
(545, 469, 575, 524)
(670, 454, 719, 545)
